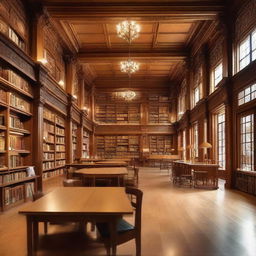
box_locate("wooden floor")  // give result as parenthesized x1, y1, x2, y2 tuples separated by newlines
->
(1, 167, 256, 256)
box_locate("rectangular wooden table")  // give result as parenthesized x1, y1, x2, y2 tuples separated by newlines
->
(75, 167, 128, 186)
(19, 187, 133, 256)
(66, 161, 128, 169)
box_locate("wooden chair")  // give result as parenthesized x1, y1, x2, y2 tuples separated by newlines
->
(32, 191, 48, 234)
(125, 167, 139, 187)
(96, 187, 143, 256)
(193, 165, 218, 189)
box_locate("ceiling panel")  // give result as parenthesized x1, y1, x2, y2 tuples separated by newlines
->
(158, 23, 192, 33)
(157, 33, 188, 43)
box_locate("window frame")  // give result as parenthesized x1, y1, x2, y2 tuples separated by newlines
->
(238, 27, 256, 72)
(238, 110, 256, 172)
(211, 62, 223, 93)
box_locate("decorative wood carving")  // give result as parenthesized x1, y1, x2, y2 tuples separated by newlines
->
(0, 35, 35, 81)
(209, 36, 224, 68)
(235, 0, 256, 41)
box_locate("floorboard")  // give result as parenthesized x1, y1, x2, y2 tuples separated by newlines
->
(0, 167, 256, 256)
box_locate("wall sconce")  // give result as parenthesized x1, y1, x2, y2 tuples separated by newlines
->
(73, 95, 77, 100)
(58, 80, 65, 87)
(38, 58, 48, 64)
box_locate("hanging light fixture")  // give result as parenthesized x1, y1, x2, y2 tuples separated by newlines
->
(120, 90, 136, 100)
(120, 59, 139, 75)
(116, 20, 140, 43)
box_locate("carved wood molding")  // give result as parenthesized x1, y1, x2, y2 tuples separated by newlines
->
(0, 35, 36, 81)
(94, 124, 176, 135)
(235, 0, 256, 41)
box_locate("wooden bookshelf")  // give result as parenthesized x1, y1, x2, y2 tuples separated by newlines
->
(148, 95, 170, 124)
(149, 135, 173, 155)
(95, 103, 140, 124)
(72, 121, 78, 161)
(0, 64, 36, 211)
(96, 135, 140, 159)
(43, 108, 66, 180)
(82, 128, 90, 158)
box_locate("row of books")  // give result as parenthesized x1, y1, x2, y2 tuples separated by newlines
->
(10, 93, 30, 113)
(56, 145, 65, 151)
(44, 134, 54, 143)
(0, 66, 31, 94)
(43, 161, 55, 170)
(56, 152, 65, 159)
(8, 27, 25, 50)
(4, 184, 24, 206)
(0, 88, 6, 103)
(43, 152, 54, 160)
(56, 137, 65, 144)
(56, 160, 65, 166)
(56, 116, 65, 127)
(42, 168, 64, 180)
(9, 135, 25, 150)
(10, 155, 23, 168)
(43, 122, 54, 133)
(43, 143, 54, 151)
(0, 132, 5, 150)
(56, 126, 65, 135)
(0, 171, 27, 184)
(44, 108, 55, 122)
(10, 115, 24, 129)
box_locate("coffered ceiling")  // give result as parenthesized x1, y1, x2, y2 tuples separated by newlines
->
(40, 0, 224, 87)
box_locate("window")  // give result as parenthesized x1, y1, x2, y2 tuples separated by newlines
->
(183, 130, 186, 160)
(212, 63, 223, 91)
(177, 83, 186, 120)
(192, 67, 202, 108)
(192, 123, 199, 158)
(238, 83, 256, 106)
(238, 28, 256, 71)
(217, 113, 225, 169)
(193, 86, 200, 106)
(240, 114, 254, 171)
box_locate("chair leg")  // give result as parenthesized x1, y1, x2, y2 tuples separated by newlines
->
(105, 244, 111, 256)
(135, 236, 141, 256)
(44, 222, 48, 234)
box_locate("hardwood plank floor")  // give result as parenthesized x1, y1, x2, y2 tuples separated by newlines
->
(1, 167, 256, 256)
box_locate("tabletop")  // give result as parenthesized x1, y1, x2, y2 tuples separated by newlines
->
(19, 187, 133, 215)
(75, 167, 128, 175)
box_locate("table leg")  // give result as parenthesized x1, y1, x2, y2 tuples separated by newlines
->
(109, 218, 118, 256)
(117, 176, 120, 187)
(33, 221, 39, 252)
(26, 216, 34, 256)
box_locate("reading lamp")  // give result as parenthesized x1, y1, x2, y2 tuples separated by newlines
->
(199, 142, 212, 162)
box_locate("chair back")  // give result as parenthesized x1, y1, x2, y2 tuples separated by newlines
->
(33, 191, 45, 201)
(125, 187, 143, 233)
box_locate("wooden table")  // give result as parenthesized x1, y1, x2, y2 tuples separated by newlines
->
(173, 161, 219, 189)
(67, 161, 128, 169)
(19, 187, 133, 256)
(75, 167, 128, 186)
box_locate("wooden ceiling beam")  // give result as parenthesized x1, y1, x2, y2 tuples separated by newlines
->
(78, 51, 187, 63)
(42, 1, 224, 21)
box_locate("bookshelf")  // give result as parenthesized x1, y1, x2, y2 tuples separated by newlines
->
(82, 128, 90, 158)
(72, 122, 78, 161)
(95, 103, 140, 124)
(0, 64, 37, 211)
(43, 107, 66, 180)
(96, 135, 140, 159)
(149, 135, 173, 155)
(148, 95, 170, 124)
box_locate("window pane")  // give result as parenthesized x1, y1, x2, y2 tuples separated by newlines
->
(214, 63, 223, 87)
(217, 113, 226, 169)
(240, 37, 250, 59)
(240, 114, 254, 171)
(252, 30, 256, 51)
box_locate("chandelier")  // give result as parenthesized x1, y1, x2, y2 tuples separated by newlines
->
(116, 20, 140, 43)
(120, 90, 136, 100)
(120, 59, 139, 75)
